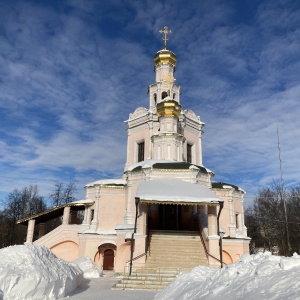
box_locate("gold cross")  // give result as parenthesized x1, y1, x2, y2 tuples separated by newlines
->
(159, 26, 172, 49)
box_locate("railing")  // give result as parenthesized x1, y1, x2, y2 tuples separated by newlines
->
(195, 217, 225, 267)
(126, 252, 146, 265)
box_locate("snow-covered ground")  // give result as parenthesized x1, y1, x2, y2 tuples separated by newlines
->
(155, 251, 300, 300)
(0, 245, 100, 300)
(1, 245, 300, 299)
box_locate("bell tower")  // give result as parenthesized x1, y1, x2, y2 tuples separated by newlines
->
(149, 26, 181, 112)
(125, 26, 204, 168)
(149, 27, 184, 161)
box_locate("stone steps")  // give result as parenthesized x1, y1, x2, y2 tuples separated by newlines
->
(113, 230, 208, 290)
(145, 230, 208, 270)
(112, 269, 179, 291)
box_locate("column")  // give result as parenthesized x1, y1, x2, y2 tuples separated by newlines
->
(124, 183, 133, 224)
(91, 186, 100, 230)
(62, 206, 71, 225)
(193, 205, 197, 215)
(126, 130, 131, 166)
(148, 121, 153, 159)
(25, 219, 36, 244)
(198, 129, 203, 165)
(83, 206, 88, 224)
(207, 205, 217, 236)
(241, 199, 247, 236)
(86, 207, 91, 225)
(38, 223, 46, 238)
(228, 189, 236, 237)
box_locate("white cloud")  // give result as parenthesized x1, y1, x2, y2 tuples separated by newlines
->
(1, 0, 300, 203)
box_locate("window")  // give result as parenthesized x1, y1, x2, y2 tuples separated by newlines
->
(138, 141, 145, 162)
(173, 93, 176, 100)
(154, 93, 157, 105)
(235, 214, 240, 228)
(187, 144, 192, 163)
(162, 91, 168, 99)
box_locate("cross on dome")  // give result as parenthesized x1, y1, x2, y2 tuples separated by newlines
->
(159, 26, 172, 49)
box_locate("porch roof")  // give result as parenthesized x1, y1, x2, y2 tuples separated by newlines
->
(136, 178, 222, 205)
(16, 199, 94, 225)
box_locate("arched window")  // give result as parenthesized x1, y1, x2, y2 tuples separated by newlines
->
(153, 93, 157, 105)
(173, 93, 176, 100)
(162, 91, 168, 99)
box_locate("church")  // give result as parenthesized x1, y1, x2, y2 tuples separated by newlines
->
(18, 27, 250, 274)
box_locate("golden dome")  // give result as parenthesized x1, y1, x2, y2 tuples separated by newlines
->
(154, 49, 177, 68)
(156, 99, 182, 118)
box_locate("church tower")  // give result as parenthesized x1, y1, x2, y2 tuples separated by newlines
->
(125, 26, 204, 168)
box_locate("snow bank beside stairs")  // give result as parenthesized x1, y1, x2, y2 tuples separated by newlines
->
(155, 251, 300, 300)
(0, 245, 84, 300)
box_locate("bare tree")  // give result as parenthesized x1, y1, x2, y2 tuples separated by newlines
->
(246, 182, 300, 255)
(49, 182, 77, 207)
(0, 185, 47, 247)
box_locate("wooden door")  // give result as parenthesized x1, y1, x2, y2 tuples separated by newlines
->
(103, 249, 114, 270)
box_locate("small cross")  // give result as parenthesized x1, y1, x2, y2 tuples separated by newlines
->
(159, 26, 172, 49)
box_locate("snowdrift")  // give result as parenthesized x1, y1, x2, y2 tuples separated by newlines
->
(155, 251, 300, 300)
(0, 245, 84, 300)
(72, 256, 102, 278)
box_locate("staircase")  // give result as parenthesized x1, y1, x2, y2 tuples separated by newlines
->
(145, 230, 208, 269)
(112, 268, 179, 290)
(113, 230, 208, 290)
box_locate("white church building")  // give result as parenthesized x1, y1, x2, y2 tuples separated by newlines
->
(18, 27, 250, 274)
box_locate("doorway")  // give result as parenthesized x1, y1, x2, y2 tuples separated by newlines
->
(159, 204, 181, 230)
(103, 249, 114, 270)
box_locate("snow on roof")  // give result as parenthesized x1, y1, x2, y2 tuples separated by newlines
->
(155, 251, 300, 300)
(212, 182, 245, 194)
(136, 178, 222, 204)
(70, 199, 94, 205)
(85, 179, 127, 187)
(125, 159, 173, 172)
(125, 160, 214, 174)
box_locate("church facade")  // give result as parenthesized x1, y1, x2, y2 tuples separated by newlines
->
(19, 28, 250, 273)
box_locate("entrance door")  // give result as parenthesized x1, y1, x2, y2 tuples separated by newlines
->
(103, 249, 114, 270)
(159, 205, 181, 230)
(165, 205, 177, 230)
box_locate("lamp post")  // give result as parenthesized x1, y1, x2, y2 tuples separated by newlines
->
(129, 197, 140, 276)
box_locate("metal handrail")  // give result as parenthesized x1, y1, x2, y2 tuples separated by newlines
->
(126, 252, 146, 264)
(195, 218, 225, 266)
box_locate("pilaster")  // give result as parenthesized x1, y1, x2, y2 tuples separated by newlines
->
(25, 219, 36, 244)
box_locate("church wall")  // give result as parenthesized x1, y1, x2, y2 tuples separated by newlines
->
(97, 188, 126, 230)
(183, 129, 201, 165)
(222, 239, 249, 263)
(212, 187, 250, 263)
(127, 125, 150, 164)
(50, 241, 79, 262)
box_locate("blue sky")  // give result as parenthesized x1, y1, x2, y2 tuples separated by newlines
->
(1, 0, 300, 207)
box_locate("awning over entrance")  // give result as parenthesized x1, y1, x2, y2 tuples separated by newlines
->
(136, 178, 222, 205)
